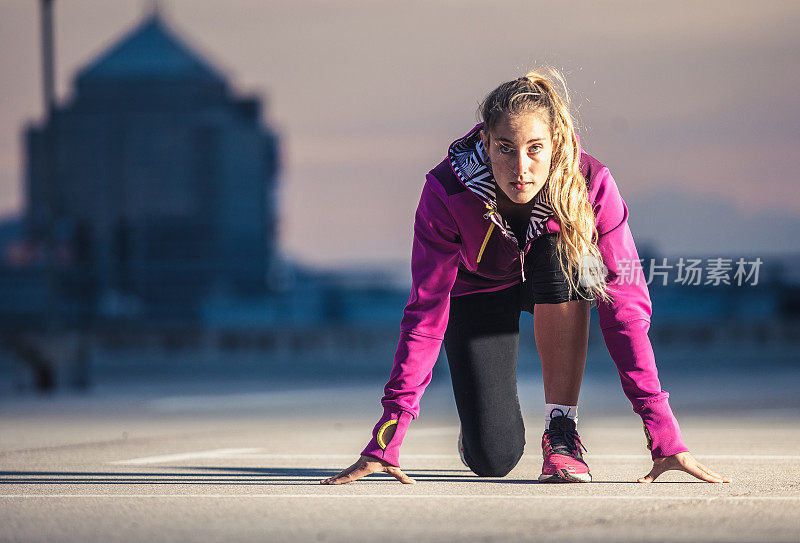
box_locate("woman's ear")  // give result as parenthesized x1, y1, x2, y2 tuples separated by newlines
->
(480, 129, 489, 151)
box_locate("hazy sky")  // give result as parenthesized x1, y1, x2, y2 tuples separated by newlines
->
(1, 0, 799, 268)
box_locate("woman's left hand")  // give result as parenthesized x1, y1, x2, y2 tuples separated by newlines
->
(638, 451, 730, 483)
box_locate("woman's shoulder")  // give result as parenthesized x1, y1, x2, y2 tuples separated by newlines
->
(579, 150, 608, 184)
(580, 150, 619, 203)
(579, 150, 628, 234)
(427, 157, 468, 197)
(426, 123, 485, 196)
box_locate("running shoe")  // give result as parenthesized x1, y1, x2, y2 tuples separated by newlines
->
(458, 427, 469, 468)
(538, 415, 591, 483)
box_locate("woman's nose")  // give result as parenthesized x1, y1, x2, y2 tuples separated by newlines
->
(513, 152, 530, 177)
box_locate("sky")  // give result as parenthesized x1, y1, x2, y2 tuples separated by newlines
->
(1, 0, 799, 270)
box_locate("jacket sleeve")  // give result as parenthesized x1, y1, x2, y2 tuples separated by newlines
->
(361, 174, 462, 467)
(592, 167, 689, 460)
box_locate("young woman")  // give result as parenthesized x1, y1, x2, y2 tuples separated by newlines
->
(321, 70, 729, 485)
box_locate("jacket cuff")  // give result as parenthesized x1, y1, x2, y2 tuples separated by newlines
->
(634, 394, 689, 459)
(360, 408, 414, 467)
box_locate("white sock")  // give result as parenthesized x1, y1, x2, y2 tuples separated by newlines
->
(545, 403, 578, 429)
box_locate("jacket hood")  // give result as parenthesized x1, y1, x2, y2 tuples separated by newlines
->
(448, 122, 554, 243)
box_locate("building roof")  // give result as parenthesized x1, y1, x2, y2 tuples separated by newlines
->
(76, 12, 226, 84)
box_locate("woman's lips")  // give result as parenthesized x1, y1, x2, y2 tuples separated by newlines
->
(511, 182, 532, 190)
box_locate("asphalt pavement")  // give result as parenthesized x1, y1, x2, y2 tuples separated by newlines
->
(1, 368, 799, 543)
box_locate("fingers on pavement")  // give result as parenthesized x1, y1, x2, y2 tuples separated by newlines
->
(637, 470, 658, 484)
(387, 467, 416, 484)
(637, 461, 667, 483)
(687, 463, 723, 483)
(695, 462, 730, 483)
(320, 461, 367, 485)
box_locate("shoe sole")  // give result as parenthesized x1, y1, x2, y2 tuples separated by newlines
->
(538, 468, 592, 483)
(458, 430, 469, 468)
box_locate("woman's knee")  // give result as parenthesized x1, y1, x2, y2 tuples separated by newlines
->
(463, 437, 525, 477)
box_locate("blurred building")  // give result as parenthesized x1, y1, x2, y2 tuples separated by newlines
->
(0, 9, 797, 336)
(22, 12, 280, 321)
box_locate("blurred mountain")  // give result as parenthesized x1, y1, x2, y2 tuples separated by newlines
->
(627, 189, 800, 258)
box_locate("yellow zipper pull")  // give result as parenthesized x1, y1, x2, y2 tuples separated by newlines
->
(477, 222, 494, 263)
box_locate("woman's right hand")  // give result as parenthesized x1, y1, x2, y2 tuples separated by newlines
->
(320, 455, 416, 485)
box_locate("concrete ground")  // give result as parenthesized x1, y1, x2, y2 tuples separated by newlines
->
(1, 370, 799, 543)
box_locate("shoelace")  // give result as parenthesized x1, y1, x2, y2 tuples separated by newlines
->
(545, 427, 588, 458)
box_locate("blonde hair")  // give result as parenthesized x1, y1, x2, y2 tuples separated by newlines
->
(479, 68, 610, 303)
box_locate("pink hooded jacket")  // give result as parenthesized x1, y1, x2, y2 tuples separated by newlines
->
(361, 123, 688, 466)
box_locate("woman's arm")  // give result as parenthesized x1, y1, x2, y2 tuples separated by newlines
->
(591, 165, 687, 458)
(359, 175, 462, 467)
(323, 172, 462, 484)
(591, 165, 728, 483)
(319, 173, 463, 489)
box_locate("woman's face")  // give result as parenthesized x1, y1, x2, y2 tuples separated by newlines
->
(480, 111, 553, 204)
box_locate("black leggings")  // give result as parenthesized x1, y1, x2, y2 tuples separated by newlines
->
(442, 233, 591, 477)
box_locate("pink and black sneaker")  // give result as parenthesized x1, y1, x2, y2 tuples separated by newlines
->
(539, 415, 591, 483)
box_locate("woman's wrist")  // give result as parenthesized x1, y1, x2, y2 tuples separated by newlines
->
(635, 395, 688, 459)
(361, 409, 414, 467)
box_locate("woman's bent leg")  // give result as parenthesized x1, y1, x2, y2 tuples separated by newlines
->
(533, 300, 591, 405)
(525, 234, 592, 406)
(523, 233, 594, 482)
(443, 285, 525, 477)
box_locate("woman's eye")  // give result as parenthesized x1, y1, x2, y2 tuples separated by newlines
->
(498, 145, 513, 154)
(529, 146, 542, 154)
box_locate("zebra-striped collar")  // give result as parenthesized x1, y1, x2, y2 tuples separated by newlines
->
(448, 125, 554, 246)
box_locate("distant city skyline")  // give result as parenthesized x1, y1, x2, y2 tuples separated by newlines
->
(19, 11, 280, 320)
(1, 0, 799, 267)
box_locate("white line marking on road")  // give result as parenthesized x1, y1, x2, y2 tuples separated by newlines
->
(0, 495, 798, 501)
(230, 454, 800, 461)
(108, 453, 460, 464)
(590, 455, 800, 460)
(108, 451, 800, 465)
(201, 454, 458, 460)
(108, 448, 261, 465)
